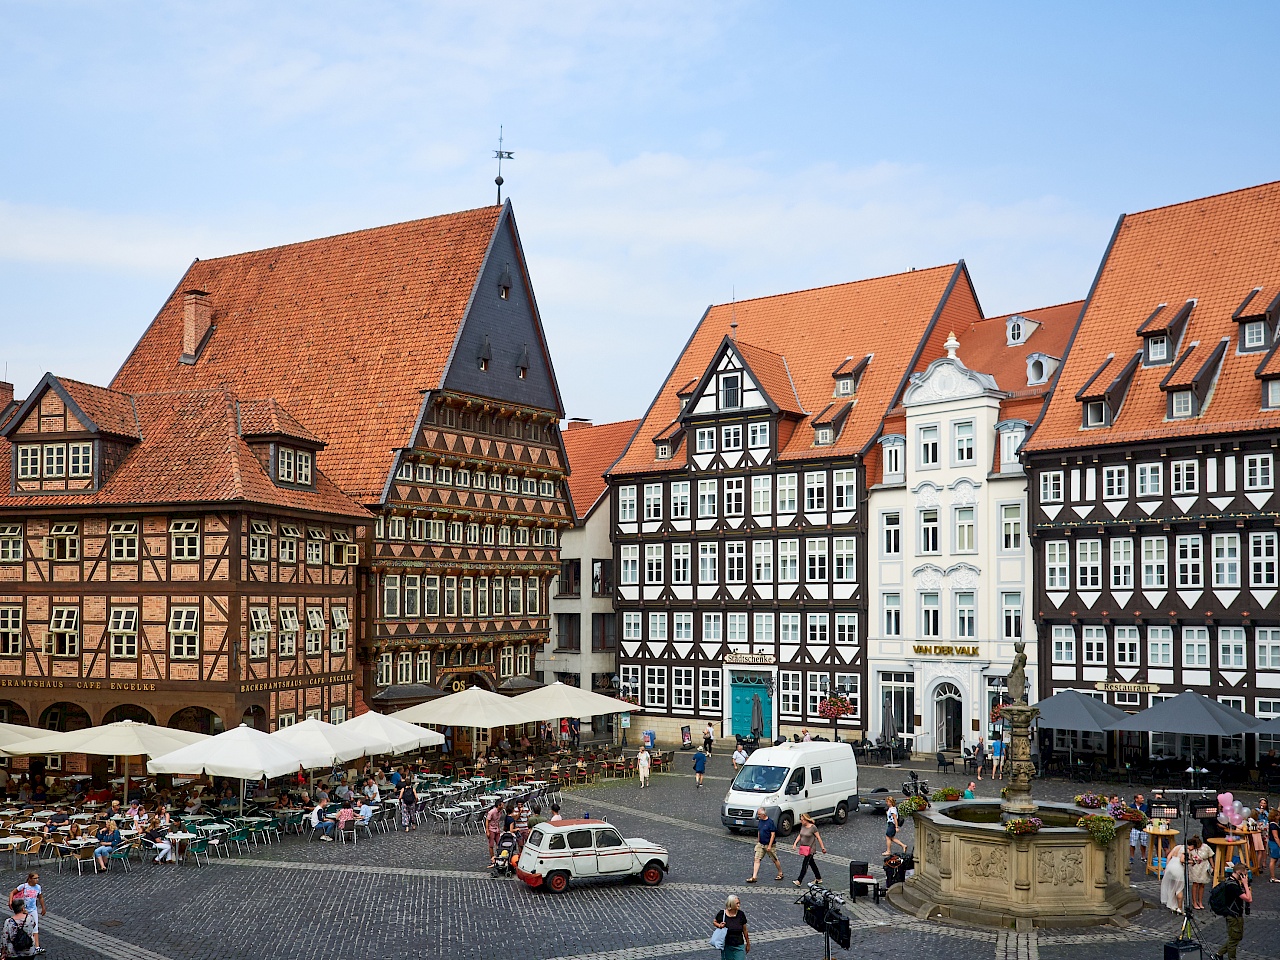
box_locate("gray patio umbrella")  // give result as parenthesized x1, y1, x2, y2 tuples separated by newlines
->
(1034, 688, 1129, 768)
(750, 694, 764, 739)
(1035, 689, 1128, 732)
(1256, 715, 1280, 734)
(1107, 690, 1261, 737)
(882, 698, 899, 744)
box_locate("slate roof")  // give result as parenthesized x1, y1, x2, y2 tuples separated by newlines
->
(111, 205, 506, 499)
(1027, 181, 1280, 452)
(0, 383, 370, 519)
(561, 419, 641, 521)
(611, 264, 978, 474)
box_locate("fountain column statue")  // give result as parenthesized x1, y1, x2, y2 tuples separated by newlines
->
(1000, 640, 1040, 817)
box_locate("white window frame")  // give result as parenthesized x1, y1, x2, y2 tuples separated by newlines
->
(168, 606, 199, 659)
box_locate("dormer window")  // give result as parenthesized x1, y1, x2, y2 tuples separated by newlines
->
(656, 443, 671, 460)
(1242, 320, 1268, 351)
(1028, 359, 1045, 383)
(1170, 390, 1195, 419)
(719, 373, 741, 410)
(1084, 400, 1109, 427)
(1005, 314, 1039, 346)
(1009, 319, 1023, 343)
(835, 377, 853, 397)
(277, 445, 315, 487)
(1147, 335, 1169, 364)
(278, 447, 294, 483)
(880, 436, 905, 481)
(498, 263, 513, 300)
(815, 426, 833, 446)
(1265, 380, 1280, 410)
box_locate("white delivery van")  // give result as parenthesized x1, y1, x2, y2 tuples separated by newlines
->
(720, 741, 858, 836)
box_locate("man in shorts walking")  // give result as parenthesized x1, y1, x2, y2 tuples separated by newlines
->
(746, 808, 783, 883)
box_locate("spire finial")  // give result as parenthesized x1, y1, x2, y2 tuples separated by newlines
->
(944, 330, 960, 359)
(729, 286, 738, 340)
(493, 125, 514, 204)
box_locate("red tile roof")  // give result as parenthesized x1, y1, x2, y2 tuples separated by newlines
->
(732, 340, 804, 414)
(111, 205, 505, 499)
(237, 399, 323, 445)
(611, 264, 977, 474)
(52, 377, 141, 439)
(1028, 181, 1280, 451)
(561, 419, 642, 520)
(0, 382, 370, 519)
(946, 301, 1081, 395)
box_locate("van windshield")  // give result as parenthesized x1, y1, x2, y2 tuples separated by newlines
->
(731, 765, 789, 793)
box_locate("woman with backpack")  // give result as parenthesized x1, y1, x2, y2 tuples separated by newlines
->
(1, 897, 36, 958)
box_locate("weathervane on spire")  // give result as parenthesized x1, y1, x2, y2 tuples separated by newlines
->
(494, 125, 514, 204)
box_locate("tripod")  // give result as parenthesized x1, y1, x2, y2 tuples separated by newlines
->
(1153, 788, 1213, 952)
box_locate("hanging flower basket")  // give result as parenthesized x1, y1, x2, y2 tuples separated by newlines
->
(817, 695, 854, 720)
(1073, 792, 1104, 809)
(989, 703, 1005, 724)
(1116, 807, 1149, 828)
(931, 788, 962, 802)
(899, 795, 928, 815)
(1077, 814, 1117, 847)
(1004, 817, 1042, 837)
(618, 693, 640, 707)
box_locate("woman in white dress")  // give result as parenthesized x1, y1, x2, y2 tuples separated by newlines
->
(1160, 842, 1186, 912)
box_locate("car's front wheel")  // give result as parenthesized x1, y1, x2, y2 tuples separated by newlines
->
(546, 871, 570, 893)
(640, 861, 665, 886)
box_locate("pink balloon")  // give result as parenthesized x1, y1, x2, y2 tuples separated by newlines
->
(1218, 793, 1228, 805)
(1222, 793, 1234, 805)
(1230, 813, 1243, 825)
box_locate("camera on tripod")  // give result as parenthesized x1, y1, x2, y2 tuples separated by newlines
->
(797, 883, 851, 951)
(902, 770, 929, 798)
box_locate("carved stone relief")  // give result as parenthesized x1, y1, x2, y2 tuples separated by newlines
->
(1036, 849, 1083, 886)
(963, 844, 1008, 881)
(926, 830, 940, 866)
(915, 565, 944, 590)
(915, 483, 940, 508)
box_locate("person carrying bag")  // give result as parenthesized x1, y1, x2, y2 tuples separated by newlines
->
(712, 894, 750, 958)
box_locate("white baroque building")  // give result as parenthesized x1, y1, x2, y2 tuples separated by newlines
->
(866, 306, 1077, 754)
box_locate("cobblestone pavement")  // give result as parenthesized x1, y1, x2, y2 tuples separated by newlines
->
(26, 752, 1280, 959)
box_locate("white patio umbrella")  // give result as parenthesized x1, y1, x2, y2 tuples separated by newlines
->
(510, 681, 640, 722)
(338, 710, 445, 754)
(7, 719, 209, 798)
(394, 685, 535, 727)
(271, 717, 376, 766)
(148, 723, 330, 779)
(0, 722, 49, 749)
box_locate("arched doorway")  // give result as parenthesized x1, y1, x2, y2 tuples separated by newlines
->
(0, 701, 30, 727)
(933, 683, 963, 751)
(102, 704, 157, 725)
(240, 705, 267, 730)
(38, 702, 91, 733)
(169, 706, 223, 736)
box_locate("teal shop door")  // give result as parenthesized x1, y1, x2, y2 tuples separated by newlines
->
(731, 675, 772, 739)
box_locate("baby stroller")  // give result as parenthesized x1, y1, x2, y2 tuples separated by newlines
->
(492, 831, 519, 877)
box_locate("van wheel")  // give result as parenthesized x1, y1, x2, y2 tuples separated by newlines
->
(546, 871, 570, 893)
(640, 862, 665, 886)
(834, 802, 849, 825)
(777, 812, 795, 836)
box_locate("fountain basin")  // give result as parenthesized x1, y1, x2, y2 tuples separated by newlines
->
(887, 800, 1144, 930)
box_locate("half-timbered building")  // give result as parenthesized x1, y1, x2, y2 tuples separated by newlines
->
(608, 265, 984, 743)
(106, 202, 570, 731)
(865, 303, 1077, 753)
(1024, 181, 1280, 762)
(0, 375, 369, 746)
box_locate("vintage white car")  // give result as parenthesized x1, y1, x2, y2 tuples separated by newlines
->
(514, 818, 669, 893)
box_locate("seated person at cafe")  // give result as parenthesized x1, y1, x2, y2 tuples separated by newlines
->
(334, 781, 353, 802)
(86, 784, 113, 804)
(519, 735, 532, 753)
(47, 807, 70, 828)
(389, 767, 403, 788)
(362, 777, 380, 802)
(273, 793, 296, 810)
(125, 800, 142, 823)
(334, 801, 357, 834)
(144, 816, 175, 863)
(310, 800, 335, 841)
(31, 778, 48, 804)
(497, 737, 512, 757)
(251, 780, 271, 802)
(218, 787, 238, 809)
(357, 799, 375, 826)
(183, 792, 203, 815)
(314, 784, 331, 805)
(93, 820, 122, 872)
(474, 756, 488, 770)
(373, 770, 391, 791)
(16, 779, 32, 804)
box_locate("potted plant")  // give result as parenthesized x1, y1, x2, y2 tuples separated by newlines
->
(1003, 816, 1042, 837)
(931, 787, 962, 802)
(817, 695, 854, 720)
(1073, 792, 1104, 809)
(1077, 814, 1117, 847)
(899, 795, 928, 815)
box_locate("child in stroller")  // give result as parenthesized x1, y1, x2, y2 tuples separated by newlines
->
(492, 831, 519, 877)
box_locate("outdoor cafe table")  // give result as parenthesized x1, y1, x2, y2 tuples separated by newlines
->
(193, 822, 230, 836)
(66, 838, 95, 848)
(1207, 837, 1247, 884)
(32, 810, 55, 818)
(13, 821, 41, 831)
(1146, 826, 1179, 878)
(0, 836, 24, 869)
(437, 807, 464, 835)
(0, 809, 21, 817)
(1226, 827, 1263, 876)
(166, 831, 197, 861)
(69, 813, 94, 822)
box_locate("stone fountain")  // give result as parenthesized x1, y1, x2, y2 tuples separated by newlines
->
(887, 642, 1143, 930)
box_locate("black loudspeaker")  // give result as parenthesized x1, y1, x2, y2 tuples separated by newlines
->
(1163, 939, 1202, 960)
(828, 913, 851, 950)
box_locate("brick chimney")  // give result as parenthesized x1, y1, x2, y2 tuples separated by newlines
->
(565, 419, 593, 431)
(0, 382, 12, 410)
(181, 290, 213, 363)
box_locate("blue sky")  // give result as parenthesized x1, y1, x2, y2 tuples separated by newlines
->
(2, 2, 1278, 423)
